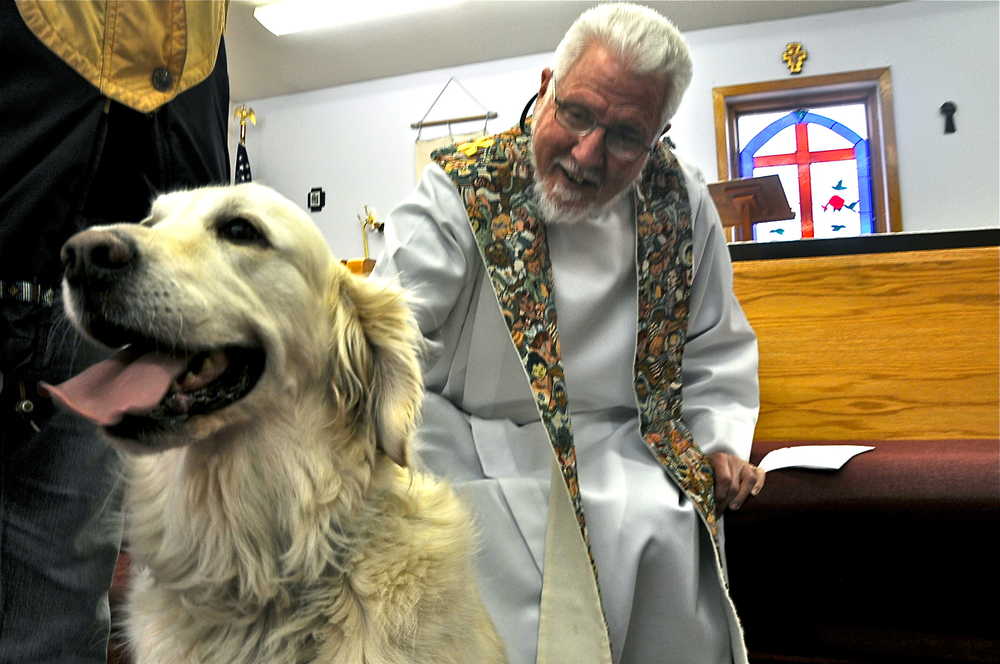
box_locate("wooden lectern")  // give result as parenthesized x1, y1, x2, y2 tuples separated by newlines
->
(708, 175, 794, 242)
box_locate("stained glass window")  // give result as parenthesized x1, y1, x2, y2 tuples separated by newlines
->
(737, 104, 873, 242)
(712, 69, 901, 243)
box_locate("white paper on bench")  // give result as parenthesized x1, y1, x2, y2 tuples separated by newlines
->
(757, 445, 875, 472)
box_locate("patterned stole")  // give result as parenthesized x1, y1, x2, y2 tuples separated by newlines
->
(434, 124, 720, 563)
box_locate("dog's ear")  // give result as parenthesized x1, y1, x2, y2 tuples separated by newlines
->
(330, 269, 423, 467)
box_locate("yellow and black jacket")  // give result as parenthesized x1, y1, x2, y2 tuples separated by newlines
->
(1, 1, 231, 287)
(16, 0, 228, 112)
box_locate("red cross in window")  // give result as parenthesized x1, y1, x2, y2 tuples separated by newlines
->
(753, 123, 855, 238)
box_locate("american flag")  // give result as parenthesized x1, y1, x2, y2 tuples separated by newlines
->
(234, 142, 252, 183)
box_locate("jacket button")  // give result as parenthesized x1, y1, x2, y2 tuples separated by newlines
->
(151, 67, 173, 92)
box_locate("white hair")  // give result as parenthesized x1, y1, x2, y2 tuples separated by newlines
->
(550, 2, 693, 128)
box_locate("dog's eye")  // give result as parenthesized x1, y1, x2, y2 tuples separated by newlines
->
(217, 218, 268, 246)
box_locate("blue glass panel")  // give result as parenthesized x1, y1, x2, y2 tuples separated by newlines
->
(854, 140, 875, 234)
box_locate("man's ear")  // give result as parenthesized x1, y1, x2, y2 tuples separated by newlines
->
(539, 68, 554, 101)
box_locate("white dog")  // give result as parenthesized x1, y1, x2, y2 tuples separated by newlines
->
(43, 184, 506, 664)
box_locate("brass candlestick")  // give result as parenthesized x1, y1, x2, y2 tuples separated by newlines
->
(358, 205, 384, 259)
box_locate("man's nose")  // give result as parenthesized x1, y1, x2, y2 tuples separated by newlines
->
(570, 128, 606, 169)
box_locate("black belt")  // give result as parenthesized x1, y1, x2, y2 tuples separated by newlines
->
(0, 280, 57, 306)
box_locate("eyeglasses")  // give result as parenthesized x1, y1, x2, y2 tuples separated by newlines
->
(550, 80, 657, 161)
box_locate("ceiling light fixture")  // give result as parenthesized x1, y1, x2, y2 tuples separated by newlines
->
(253, 0, 463, 36)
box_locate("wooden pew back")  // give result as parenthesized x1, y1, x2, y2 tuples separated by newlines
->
(732, 246, 999, 441)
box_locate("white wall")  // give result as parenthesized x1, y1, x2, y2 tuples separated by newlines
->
(231, 1, 999, 259)
(230, 53, 548, 259)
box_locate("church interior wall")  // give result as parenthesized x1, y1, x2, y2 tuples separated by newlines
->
(229, 1, 999, 261)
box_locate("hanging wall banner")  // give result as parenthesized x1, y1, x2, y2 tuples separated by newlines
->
(414, 131, 484, 182)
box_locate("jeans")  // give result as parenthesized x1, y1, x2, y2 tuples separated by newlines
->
(0, 299, 123, 663)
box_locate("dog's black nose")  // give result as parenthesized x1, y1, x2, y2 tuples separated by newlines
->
(61, 229, 137, 285)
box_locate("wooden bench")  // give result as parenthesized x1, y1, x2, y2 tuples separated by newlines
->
(724, 235, 999, 663)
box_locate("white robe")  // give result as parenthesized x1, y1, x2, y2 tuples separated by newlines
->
(373, 157, 759, 664)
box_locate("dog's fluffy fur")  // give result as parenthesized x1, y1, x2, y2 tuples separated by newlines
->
(56, 184, 505, 663)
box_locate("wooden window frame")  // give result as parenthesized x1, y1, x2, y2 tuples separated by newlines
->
(713, 68, 902, 235)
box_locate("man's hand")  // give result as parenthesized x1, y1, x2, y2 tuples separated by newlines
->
(708, 452, 765, 513)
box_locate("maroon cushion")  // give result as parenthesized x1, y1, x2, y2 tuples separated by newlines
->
(724, 440, 999, 664)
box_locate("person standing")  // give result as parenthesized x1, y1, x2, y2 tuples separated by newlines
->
(0, 2, 230, 661)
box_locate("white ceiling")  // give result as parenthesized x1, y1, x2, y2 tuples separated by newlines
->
(225, 0, 903, 103)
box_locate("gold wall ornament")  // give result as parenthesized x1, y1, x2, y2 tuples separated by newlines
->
(782, 42, 808, 75)
(233, 105, 256, 144)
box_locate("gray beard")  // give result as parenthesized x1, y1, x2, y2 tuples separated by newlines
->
(528, 149, 639, 225)
(532, 180, 634, 225)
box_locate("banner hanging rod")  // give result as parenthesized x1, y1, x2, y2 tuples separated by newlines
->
(410, 112, 497, 130)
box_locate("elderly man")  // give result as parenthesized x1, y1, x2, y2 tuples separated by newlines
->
(373, 3, 763, 663)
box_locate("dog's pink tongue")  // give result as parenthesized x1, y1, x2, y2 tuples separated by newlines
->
(40, 349, 187, 426)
